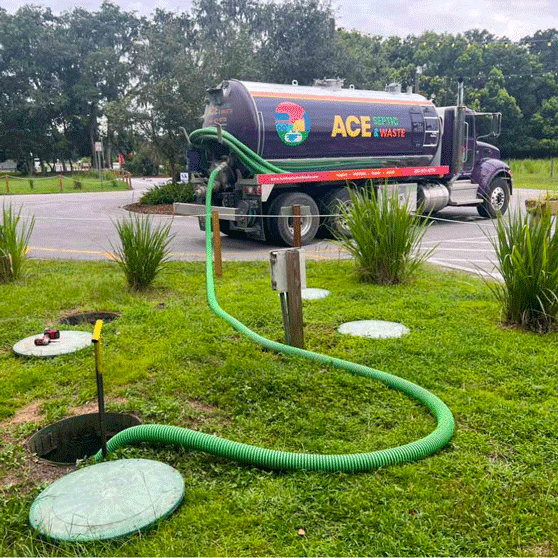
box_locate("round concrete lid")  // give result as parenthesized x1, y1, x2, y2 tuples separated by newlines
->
(13, 331, 91, 358)
(301, 288, 330, 300)
(338, 320, 410, 339)
(29, 459, 184, 541)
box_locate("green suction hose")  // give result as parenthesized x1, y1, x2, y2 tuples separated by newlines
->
(94, 142, 455, 472)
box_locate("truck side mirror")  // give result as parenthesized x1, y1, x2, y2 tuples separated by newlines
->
(492, 113, 502, 137)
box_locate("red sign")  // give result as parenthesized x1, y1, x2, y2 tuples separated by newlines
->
(257, 165, 450, 185)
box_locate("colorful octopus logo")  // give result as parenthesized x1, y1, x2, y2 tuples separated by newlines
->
(275, 102, 311, 146)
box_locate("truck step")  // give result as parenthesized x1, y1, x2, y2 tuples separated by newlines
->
(447, 198, 483, 206)
(449, 179, 481, 205)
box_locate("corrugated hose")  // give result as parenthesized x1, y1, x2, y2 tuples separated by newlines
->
(94, 137, 455, 472)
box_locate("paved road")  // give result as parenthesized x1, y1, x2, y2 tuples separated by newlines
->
(6, 178, 539, 277)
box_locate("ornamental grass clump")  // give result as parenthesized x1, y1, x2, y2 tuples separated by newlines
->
(0, 205, 35, 282)
(111, 215, 174, 290)
(334, 185, 433, 284)
(489, 205, 558, 332)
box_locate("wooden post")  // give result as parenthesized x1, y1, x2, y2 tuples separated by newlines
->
(211, 210, 223, 277)
(285, 249, 304, 349)
(4, 176, 9, 194)
(293, 204, 302, 248)
(58, 174, 63, 191)
(551, 159, 554, 178)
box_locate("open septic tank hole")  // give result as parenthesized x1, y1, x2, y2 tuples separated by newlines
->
(60, 311, 121, 326)
(27, 413, 141, 465)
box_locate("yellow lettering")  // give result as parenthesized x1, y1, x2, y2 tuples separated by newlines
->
(346, 115, 361, 137)
(331, 115, 347, 137)
(361, 116, 371, 137)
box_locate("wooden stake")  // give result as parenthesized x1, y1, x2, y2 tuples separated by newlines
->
(293, 204, 302, 248)
(58, 175, 63, 191)
(212, 210, 223, 277)
(5, 176, 9, 194)
(285, 249, 304, 349)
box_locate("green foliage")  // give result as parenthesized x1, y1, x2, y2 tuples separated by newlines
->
(0, 204, 35, 282)
(509, 158, 558, 190)
(111, 215, 174, 290)
(139, 181, 194, 205)
(122, 151, 158, 177)
(2, 260, 558, 555)
(488, 205, 558, 332)
(531, 96, 558, 154)
(1, 0, 558, 172)
(334, 185, 433, 284)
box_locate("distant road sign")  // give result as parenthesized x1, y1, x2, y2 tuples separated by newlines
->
(94, 142, 102, 152)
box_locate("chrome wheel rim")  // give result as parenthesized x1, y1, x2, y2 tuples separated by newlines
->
(490, 186, 506, 210)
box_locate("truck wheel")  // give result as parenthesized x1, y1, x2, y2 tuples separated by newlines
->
(268, 192, 320, 246)
(477, 177, 510, 218)
(321, 188, 353, 238)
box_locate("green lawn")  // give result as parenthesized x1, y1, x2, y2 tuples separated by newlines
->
(0, 174, 129, 195)
(509, 159, 558, 191)
(0, 259, 557, 556)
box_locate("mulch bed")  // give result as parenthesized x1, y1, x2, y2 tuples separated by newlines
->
(124, 203, 174, 215)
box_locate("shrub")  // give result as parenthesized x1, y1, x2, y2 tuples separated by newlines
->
(139, 181, 194, 205)
(123, 151, 158, 177)
(0, 205, 35, 282)
(333, 185, 433, 284)
(488, 205, 558, 332)
(111, 215, 174, 290)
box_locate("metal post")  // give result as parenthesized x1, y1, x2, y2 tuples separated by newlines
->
(211, 210, 222, 277)
(92, 320, 107, 458)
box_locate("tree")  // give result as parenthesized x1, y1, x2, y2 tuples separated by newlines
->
(471, 68, 523, 157)
(531, 96, 558, 155)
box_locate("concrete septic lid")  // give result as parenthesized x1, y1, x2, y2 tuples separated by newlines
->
(29, 459, 185, 542)
(338, 320, 410, 339)
(13, 331, 91, 358)
(301, 288, 330, 300)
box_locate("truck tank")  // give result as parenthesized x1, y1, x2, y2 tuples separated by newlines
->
(204, 79, 441, 173)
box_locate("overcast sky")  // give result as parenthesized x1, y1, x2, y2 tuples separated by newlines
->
(2, 0, 558, 41)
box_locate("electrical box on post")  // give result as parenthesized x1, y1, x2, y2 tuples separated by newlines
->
(269, 249, 306, 292)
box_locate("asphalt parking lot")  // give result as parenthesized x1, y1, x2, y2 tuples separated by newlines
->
(9, 178, 538, 279)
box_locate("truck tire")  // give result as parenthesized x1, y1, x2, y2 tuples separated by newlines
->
(267, 192, 320, 246)
(321, 187, 353, 238)
(477, 176, 510, 218)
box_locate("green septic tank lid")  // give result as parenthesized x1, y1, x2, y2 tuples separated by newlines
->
(13, 331, 91, 358)
(29, 459, 184, 541)
(338, 320, 410, 339)
(301, 288, 330, 300)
